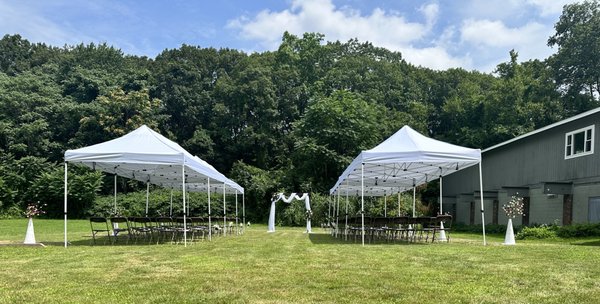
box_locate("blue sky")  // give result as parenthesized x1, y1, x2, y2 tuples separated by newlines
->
(0, 0, 579, 72)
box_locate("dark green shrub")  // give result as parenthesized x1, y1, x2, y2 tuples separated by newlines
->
(275, 193, 331, 227)
(229, 161, 280, 222)
(91, 189, 222, 218)
(453, 223, 507, 234)
(516, 225, 557, 240)
(556, 223, 600, 238)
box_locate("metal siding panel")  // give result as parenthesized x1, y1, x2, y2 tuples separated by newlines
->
(444, 112, 600, 196)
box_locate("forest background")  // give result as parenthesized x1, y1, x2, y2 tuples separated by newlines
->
(0, 1, 598, 226)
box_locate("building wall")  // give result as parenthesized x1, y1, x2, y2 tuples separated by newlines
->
(445, 112, 600, 196)
(443, 110, 600, 225)
(528, 187, 563, 225)
(473, 199, 494, 225)
(455, 194, 472, 224)
(452, 195, 495, 225)
(573, 182, 600, 223)
(441, 196, 456, 217)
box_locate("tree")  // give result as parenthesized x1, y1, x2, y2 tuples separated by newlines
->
(0, 69, 66, 159)
(79, 88, 165, 139)
(151, 45, 246, 142)
(291, 90, 387, 191)
(548, 0, 600, 110)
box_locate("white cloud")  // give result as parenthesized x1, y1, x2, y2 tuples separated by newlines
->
(0, 1, 86, 46)
(461, 19, 547, 48)
(526, 0, 576, 16)
(419, 2, 440, 28)
(399, 46, 472, 70)
(460, 19, 555, 65)
(227, 0, 469, 70)
(462, 0, 528, 21)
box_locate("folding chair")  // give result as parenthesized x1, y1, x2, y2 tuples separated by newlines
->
(130, 217, 153, 243)
(349, 216, 364, 242)
(370, 217, 390, 242)
(110, 216, 132, 244)
(390, 216, 409, 241)
(154, 217, 176, 244)
(174, 217, 192, 244)
(414, 217, 436, 242)
(360, 216, 373, 243)
(90, 217, 111, 245)
(190, 217, 208, 242)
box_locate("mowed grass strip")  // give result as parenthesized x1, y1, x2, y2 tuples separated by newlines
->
(1, 219, 600, 303)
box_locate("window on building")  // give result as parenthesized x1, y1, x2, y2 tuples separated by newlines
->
(565, 125, 594, 159)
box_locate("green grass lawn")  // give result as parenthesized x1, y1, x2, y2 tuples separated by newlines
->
(1, 219, 600, 303)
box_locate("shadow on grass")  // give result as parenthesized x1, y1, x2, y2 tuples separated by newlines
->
(308, 233, 424, 246)
(49, 236, 184, 247)
(571, 240, 600, 246)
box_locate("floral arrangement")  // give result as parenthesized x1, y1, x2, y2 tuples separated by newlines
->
(502, 196, 524, 219)
(24, 202, 47, 218)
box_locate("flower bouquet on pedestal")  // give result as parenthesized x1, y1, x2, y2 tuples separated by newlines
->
(24, 202, 46, 245)
(502, 196, 524, 245)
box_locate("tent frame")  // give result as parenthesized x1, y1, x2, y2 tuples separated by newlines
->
(330, 126, 486, 246)
(62, 125, 244, 247)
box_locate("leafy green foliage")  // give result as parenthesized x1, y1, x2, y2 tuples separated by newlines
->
(516, 225, 558, 240)
(90, 188, 216, 218)
(453, 223, 508, 234)
(229, 161, 280, 221)
(548, 0, 600, 106)
(0, 3, 598, 220)
(291, 90, 393, 192)
(556, 223, 600, 238)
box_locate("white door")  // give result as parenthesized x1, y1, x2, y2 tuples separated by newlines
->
(588, 197, 600, 223)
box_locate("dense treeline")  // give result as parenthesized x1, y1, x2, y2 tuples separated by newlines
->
(0, 2, 598, 222)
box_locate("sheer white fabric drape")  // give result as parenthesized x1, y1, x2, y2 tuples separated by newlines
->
(268, 193, 312, 233)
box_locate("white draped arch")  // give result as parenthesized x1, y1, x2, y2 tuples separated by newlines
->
(268, 193, 312, 233)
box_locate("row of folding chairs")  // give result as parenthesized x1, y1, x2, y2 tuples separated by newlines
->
(339, 215, 452, 243)
(90, 216, 242, 245)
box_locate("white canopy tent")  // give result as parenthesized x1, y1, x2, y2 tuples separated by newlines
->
(63, 125, 244, 247)
(329, 125, 486, 246)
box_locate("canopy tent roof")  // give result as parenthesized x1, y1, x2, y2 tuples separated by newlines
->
(330, 125, 480, 196)
(64, 125, 243, 194)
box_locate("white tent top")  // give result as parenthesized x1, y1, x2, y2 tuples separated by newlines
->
(330, 125, 480, 196)
(65, 125, 243, 194)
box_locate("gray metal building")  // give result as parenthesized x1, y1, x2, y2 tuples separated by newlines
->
(443, 107, 600, 226)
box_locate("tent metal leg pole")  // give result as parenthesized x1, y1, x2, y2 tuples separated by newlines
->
(235, 190, 239, 235)
(384, 193, 387, 218)
(328, 195, 331, 232)
(412, 185, 416, 217)
(439, 175, 447, 242)
(182, 163, 187, 247)
(64, 162, 68, 248)
(345, 180, 349, 241)
(114, 174, 117, 215)
(223, 184, 226, 237)
(242, 193, 245, 234)
(439, 175, 443, 214)
(336, 191, 340, 238)
(208, 178, 212, 241)
(170, 190, 173, 217)
(361, 163, 365, 247)
(146, 182, 150, 217)
(398, 191, 401, 216)
(113, 172, 119, 232)
(479, 162, 487, 246)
